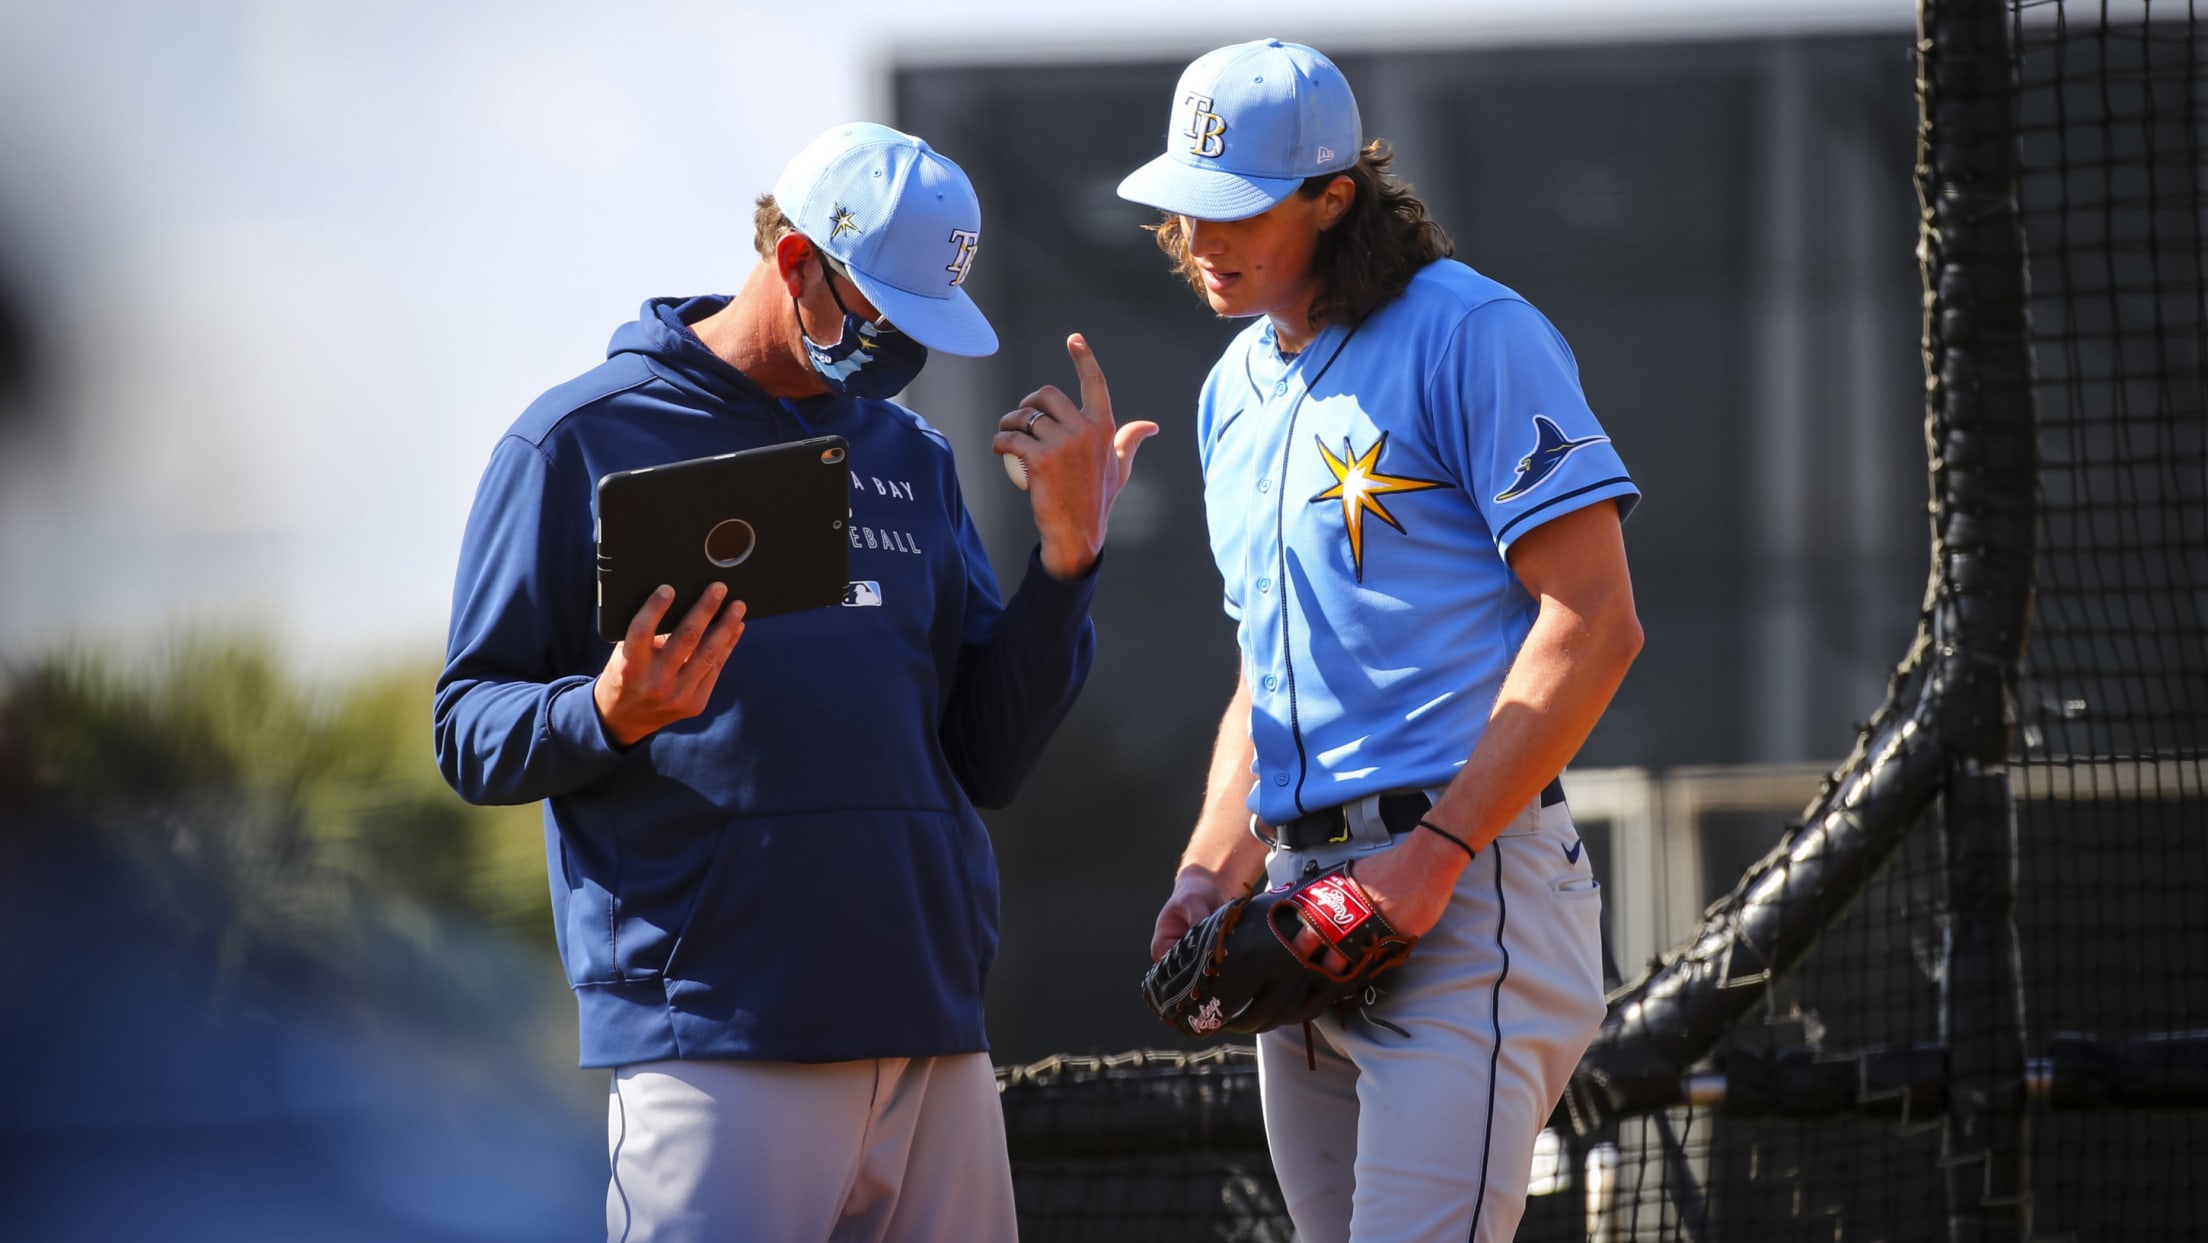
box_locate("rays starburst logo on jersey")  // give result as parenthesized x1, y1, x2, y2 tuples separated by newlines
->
(827, 204, 861, 240)
(1309, 433, 1448, 582)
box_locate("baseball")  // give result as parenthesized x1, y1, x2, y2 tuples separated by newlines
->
(1004, 452, 1030, 491)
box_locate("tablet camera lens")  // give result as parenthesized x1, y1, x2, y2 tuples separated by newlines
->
(704, 518, 756, 568)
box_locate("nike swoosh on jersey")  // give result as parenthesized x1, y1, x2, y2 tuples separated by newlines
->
(1564, 839, 1584, 864)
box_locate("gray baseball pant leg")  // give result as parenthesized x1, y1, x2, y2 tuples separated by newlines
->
(1257, 793, 1607, 1243)
(605, 1052, 1016, 1243)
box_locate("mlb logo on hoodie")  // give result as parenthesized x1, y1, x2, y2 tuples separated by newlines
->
(843, 581, 882, 607)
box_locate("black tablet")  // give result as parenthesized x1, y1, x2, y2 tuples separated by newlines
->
(595, 436, 851, 642)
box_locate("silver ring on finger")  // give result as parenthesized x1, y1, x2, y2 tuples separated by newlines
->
(1024, 408, 1048, 435)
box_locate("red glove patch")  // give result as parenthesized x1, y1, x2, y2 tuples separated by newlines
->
(1288, 873, 1376, 945)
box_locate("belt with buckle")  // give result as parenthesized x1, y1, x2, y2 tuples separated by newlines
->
(1269, 778, 1565, 851)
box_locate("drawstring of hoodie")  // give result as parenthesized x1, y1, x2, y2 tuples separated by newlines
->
(777, 398, 817, 440)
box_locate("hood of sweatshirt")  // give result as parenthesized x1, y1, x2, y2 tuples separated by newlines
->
(605, 295, 779, 414)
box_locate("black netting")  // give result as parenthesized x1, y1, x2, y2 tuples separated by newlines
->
(998, 1050, 1292, 1241)
(2015, 10, 2208, 767)
(1506, 815, 1956, 1242)
(2011, 6, 2208, 1240)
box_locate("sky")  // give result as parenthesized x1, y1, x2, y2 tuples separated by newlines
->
(0, 0, 1908, 677)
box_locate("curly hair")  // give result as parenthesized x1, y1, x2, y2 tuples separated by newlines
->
(1147, 140, 1454, 330)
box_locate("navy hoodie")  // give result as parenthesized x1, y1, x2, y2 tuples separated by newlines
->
(435, 296, 1096, 1067)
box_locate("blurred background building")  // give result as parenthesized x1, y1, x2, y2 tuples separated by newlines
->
(0, 1, 1930, 1237)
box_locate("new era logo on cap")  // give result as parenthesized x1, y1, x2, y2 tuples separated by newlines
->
(1118, 39, 1362, 222)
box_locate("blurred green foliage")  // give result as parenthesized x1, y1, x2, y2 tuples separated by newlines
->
(0, 640, 605, 1188)
(0, 638, 552, 940)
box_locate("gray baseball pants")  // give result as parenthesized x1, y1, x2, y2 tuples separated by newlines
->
(1257, 790, 1606, 1243)
(605, 1052, 1015, 1243)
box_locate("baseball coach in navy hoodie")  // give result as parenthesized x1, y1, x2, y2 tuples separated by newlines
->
(435, 123, 1156, 1242)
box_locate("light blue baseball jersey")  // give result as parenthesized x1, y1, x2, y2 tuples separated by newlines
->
(1198, 260, 1639, 826)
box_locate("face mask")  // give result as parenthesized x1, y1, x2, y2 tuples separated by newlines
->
(796, 264, 928, 399)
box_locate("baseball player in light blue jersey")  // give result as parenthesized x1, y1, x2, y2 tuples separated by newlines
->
(1121, 40, 1644, 1242)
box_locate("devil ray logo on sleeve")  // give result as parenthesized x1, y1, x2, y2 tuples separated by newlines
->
(1495, 414, 1611, 504)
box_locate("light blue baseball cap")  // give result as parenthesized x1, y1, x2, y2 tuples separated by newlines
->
(1116, 39, 1362, 222)
(772, 122, 997, 356)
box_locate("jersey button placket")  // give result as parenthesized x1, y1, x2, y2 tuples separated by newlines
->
(1265, 390, 1299, 813)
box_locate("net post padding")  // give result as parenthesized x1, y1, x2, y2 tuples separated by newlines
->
(1920, 0, 2037, 1236)
(1715, 1041, 1952, 1121)
(2044, 1032, 2208, 1111)
(1942, 769, 2033, 1236)
(1565, 0, 2040, 1135)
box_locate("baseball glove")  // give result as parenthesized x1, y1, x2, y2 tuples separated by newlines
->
(1141, 863, 1418, 1038)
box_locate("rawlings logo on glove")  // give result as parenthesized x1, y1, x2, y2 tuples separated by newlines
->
(1189, 996, 1225, 1035)
(1291, 873, 1373, 940)
(1140, 863, 1418, 1039)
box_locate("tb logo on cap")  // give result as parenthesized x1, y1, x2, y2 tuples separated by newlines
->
(946, 229, 979, 287)
(1182, 92, 1226, 158)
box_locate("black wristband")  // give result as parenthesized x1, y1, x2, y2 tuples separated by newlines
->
(1416, 819, 1477, 862)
